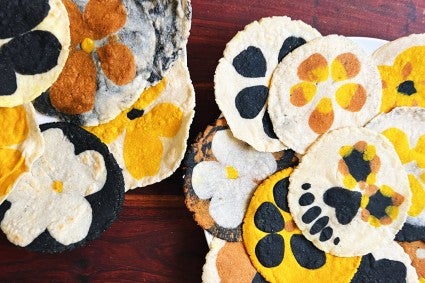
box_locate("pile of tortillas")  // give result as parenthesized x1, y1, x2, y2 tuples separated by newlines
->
(183, 16, 425, 282)
(0, 0, 194, 253)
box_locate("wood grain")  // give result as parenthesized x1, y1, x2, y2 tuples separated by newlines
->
(1, 0, 424, 281)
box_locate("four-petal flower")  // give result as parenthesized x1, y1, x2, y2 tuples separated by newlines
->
(48, 0, 136, 114)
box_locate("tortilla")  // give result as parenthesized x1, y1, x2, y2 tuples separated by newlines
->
(33, 0, 191, 126)
(214, 16, 321, 152)
(288, 127, 411, 256)
(268, 35, 382, 154)
(0, 0, 70, 107)
(0, 122, 124, 253)
(85, 58, 195, 190)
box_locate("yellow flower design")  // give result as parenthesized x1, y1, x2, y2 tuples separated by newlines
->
(0, 106, 29, 199)
(291, 52, 366, 134)
(382, 128, 425, 217)
(86, 79, 183, 180)
(379, 46, 425, 113)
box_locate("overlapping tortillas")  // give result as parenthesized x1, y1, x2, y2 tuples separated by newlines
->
(243, 168, 418, 283)
(0, 122, 124, 253)
(34, 0, 191, 126)
(0, 0, 70, 107)
(243, 169, 362, 283)
(366, 107, 425, 241)
(288, 127, 411, 257)
(86, 58, 195, 190)
(214, 16, 321, 152)
(372, 33, 425, 113)
(351, 241, 418, 283)
(184, 117, 298, 242)
(0, 104, 44, 204)
(268, 35, 382, 154)
(202, 238, 265, 283)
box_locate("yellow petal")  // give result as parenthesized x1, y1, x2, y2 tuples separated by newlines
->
(135, 78, 167, 110)
(85, 79, 167, 144)
(331, 53, 361, 82)
(0, 148, 27, 199)
(123, 103, 183, 179)
(407, 174, 425, 217)
(290, 82, 316, 107)
(124, 131, 162, 179)
(335, 83, 366, 112)
(0, 105, 28, 146)
(381, 128, 412, 164)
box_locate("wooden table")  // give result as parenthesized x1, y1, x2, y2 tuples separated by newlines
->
(0, 0, 424, 281)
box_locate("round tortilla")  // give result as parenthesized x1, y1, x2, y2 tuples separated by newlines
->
(34, 0, 191, 126)
(214, 16, 321, 152)
(288, 127, 411, 257)
(268, 35, 382, 154)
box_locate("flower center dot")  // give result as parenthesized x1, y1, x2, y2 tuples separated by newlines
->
(81, 38, 95, 53)
(52, 180, 64, 193)
(225, 166, 239, 179)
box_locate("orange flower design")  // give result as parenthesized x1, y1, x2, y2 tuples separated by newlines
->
(291, 52, 367, 134)
(49, 0, 136, 115)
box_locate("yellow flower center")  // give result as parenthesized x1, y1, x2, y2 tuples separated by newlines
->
(81, 38, 95, 53)
(52, 180, 64, 193)
(226, 166, 239, 179)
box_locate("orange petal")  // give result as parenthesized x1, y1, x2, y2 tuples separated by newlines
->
(84, 0, 127, 39)
(62, 0, 94, 46)
(297, 53, 329, 83)
(0, 106, 29, 146)
(331, 53, 361, 81)
(308, 98, 334, 134)
(335, 83, 367, 112)
(97, 41, 136, 86)
(290, 82, 316, 107)
(50, 50, 97, 114)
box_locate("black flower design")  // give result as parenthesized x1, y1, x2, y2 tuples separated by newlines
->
(0, 0, 62, 96)
(233, 36, 307, 139)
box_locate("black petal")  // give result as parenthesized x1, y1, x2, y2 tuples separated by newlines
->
(254, 202, 285, 233)
(0, 0, 50, 39)
(278, 36, 307, 63)
(290, 234, 326, 269)
(0, 54, 17, 95)
(262, 110, 278, 139)
(235, 85, 268, 119)
(351, 254, 407, 283)
(273, 177, 290, 212)
(3, 30, 61, 75)
(233, 46, 267, 78)
(255, 234, 284, 268)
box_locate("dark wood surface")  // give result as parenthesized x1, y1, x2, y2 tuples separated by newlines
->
(0, 0, 424, 282)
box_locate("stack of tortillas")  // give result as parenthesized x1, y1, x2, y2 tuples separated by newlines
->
(183, 16, 425, 282)
(0, 0, 194, 253)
